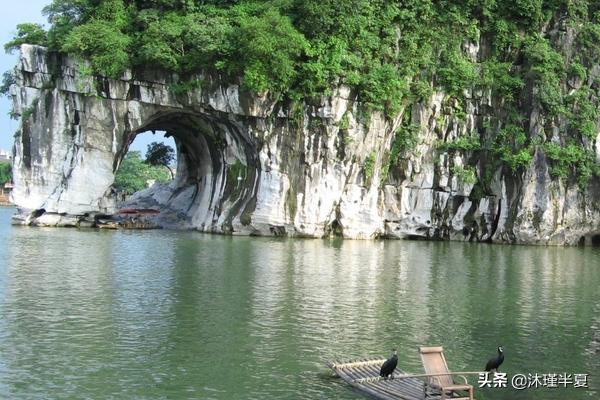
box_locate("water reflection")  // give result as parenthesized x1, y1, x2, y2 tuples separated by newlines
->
(0, 208, 598, 399)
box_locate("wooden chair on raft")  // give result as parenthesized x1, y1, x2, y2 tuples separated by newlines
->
(419, 346, 474, 400)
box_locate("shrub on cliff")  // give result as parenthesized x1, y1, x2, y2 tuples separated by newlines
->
(0, 72, 15, 97)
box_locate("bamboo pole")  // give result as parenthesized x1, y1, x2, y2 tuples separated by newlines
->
(353, 371, 483, 384)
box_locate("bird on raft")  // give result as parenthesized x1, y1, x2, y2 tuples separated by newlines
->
(485, 346, 504, 372)
(380, 349, 398, 378)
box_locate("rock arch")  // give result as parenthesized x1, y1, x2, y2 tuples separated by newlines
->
(9, 45, 382, 237)
(8, 45, 600, 243)
(120, 109, 260, 231)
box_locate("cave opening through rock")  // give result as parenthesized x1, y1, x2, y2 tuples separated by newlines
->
(114, 130, 177, 203)
(591, 235, 600, 247)
(111, 111, 258, 230)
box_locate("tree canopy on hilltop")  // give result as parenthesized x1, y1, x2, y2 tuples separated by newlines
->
(7, 0, 598, 114)
(6, 0, 600, 186)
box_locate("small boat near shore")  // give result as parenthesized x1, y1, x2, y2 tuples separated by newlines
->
(96, 208, 161, 229)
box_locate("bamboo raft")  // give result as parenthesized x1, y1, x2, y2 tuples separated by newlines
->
(329, 358, 478, 400)
(329, 358, 433, 400)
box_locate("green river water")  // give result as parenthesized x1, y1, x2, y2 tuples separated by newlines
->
(0, 206, 598, 399)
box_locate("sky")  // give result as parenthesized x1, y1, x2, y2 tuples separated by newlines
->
(0, 2, 174, 155)
(0, 1, 48, 153)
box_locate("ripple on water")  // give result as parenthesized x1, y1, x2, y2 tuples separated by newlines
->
(0, 210, 598, 399)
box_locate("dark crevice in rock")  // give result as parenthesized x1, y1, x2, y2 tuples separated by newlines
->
(127, 84, 141, 101)
(31, 208, 46, 218)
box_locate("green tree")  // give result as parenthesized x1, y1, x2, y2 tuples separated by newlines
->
(113, 151, 170, 194)
(42, 0, 94, 49)
(0, 163, 11, 185)
(61, 20, 131, 77)
(136, 11, 186, 71)
(229, 8, 308, 93)
(145, 142, 175, 179)
(59, 0, 131, 77)
(43, 0, 93, 23)
(4, 23, 47, 53)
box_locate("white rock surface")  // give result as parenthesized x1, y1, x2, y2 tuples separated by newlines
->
(8, 45, 600, 244)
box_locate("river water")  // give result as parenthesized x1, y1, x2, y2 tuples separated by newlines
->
(0, 206, 598, 399)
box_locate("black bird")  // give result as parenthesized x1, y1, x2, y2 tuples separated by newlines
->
(380, 349, 398, 378)
(485, 346, 504, 372)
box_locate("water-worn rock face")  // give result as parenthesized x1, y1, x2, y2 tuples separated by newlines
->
(9, 45, 600, 244)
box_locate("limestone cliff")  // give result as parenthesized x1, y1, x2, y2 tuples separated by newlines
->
(8, 44, 600, 244)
